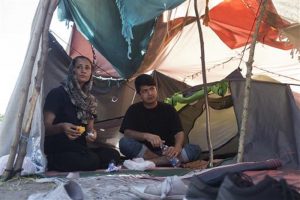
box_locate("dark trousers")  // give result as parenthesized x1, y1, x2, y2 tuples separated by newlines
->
(46, 145, 121, 172)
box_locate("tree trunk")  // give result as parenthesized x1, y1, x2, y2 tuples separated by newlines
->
(13, 0, 57, 178)
(237, 0, 268, 163)
(194, 0, 214, 167)
(2, 0, 50, 181)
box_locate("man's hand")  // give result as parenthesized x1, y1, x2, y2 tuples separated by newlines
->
(86, 129, 97, 143)
(162, 146, 182, 158)
(144, 133, 165, 148)
(61, 123, 81, 140)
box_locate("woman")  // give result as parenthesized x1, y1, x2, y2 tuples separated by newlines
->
(43, 56, 120, 172)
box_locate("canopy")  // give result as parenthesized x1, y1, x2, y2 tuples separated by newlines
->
(57, 0, 300, 86)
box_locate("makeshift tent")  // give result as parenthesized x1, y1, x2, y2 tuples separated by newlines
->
(42, 35, 241, 159)
(0, 0, 300, 177)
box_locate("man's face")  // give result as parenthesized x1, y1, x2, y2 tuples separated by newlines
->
(139, 85, 158, 105)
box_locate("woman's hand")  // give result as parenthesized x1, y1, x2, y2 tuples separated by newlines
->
(61, 123, 81, 140)
(86, 129, 97, 143)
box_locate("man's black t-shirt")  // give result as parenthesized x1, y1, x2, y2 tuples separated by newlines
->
(120, 102, 183, 151)
(43, 86, 86, 154)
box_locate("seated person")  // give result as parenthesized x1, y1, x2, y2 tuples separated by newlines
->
(43, 56, 120, 172)
(119, 74, 201, 166)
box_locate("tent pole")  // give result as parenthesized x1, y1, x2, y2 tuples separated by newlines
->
(2, 0, 50, 181)
(237, 0, 268, 163)
(13, 0, 57, 178)
(194, 0, 214, 167)
(131, 90, 137, 104)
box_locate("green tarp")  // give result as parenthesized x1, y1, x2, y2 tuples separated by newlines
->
(58, 0, 184, 78)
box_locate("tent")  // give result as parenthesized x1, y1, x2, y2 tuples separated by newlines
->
(0, 0, 300, 177)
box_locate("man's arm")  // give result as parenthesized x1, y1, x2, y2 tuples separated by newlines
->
(174, 131, 185, 149)
(124, 129, 165, 148)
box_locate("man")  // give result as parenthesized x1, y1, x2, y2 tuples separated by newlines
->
(119, 74, 201, 166)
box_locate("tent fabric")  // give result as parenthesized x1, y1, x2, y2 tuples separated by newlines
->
(153, 71, 190, 101)
(133, 16, 197, 78)
(187, 106, 238, 152)
(0, 0, 49, 158)
(176, 80, 238, 154)
(189, 159, 282, 185)
(272, 0, 300, 24)
(68, 16, 196, 79)
(57, 0, 299, 85)
(208, 0, 293, 49)
(68, 25, 120, 78)
(57, 0, 185, 78)
(57, 0, 154, 78)
(231, 80, 300, 169)
(115, 0, 185, 57)
(149, 1, 300, 86)
(153, 21, 300, 86)
(281, 23, 300, 51)
(154, 22, 244, 85)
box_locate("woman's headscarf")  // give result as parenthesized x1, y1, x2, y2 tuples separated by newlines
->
(62, 56, 98, 124)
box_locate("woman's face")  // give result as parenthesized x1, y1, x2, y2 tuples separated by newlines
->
(74, 58, 92, 87)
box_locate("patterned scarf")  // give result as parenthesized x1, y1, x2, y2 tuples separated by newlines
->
(62, 60, 98, 125)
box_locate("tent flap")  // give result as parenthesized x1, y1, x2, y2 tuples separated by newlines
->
(231, 80, 300, 169)
(115, 0, 185, 58)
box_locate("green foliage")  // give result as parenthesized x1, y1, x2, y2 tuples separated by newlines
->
(0, 114, 4, 121)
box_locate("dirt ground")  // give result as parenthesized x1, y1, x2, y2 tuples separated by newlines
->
(0, 177, 55, 200)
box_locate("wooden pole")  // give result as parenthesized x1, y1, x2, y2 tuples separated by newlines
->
(2, 0, 50, 181)
(237, 0, 268, 163)
(194, 0, 214, 167)
(13, 0, 57, 178)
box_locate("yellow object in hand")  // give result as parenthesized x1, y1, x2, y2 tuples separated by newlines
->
(76, 126, 85, 134)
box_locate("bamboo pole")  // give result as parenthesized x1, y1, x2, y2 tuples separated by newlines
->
(237, 0, 268, 163)
(13, 0, 57, 178)
(2, 0, 50, 181)
(194, 0, 214, 167)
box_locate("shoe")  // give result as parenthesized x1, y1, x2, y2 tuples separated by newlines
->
(217, 173, 300, 200)
(185, 176, 219, 200)
(123, 158, 156, 171)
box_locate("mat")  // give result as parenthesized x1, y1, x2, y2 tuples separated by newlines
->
(44, 167, 193, 178)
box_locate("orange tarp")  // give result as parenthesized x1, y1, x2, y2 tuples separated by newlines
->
(208, 0, 293, 50)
